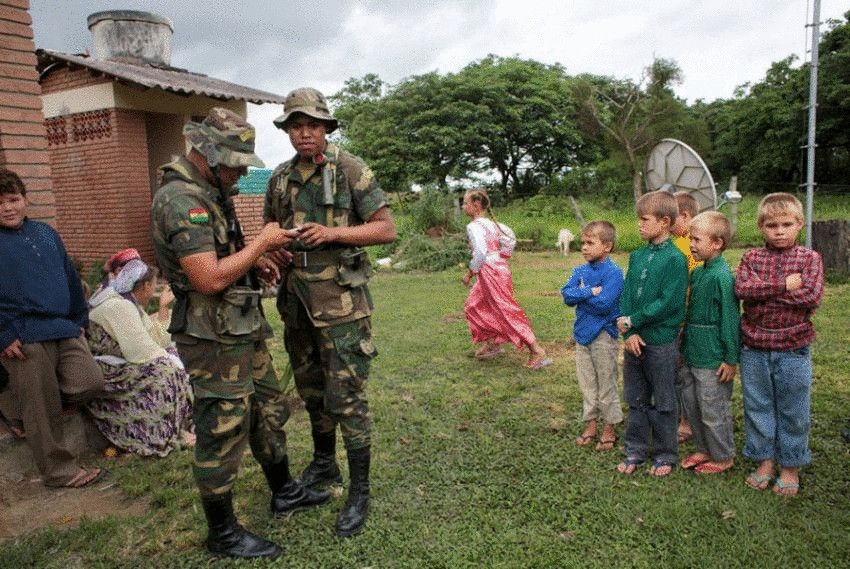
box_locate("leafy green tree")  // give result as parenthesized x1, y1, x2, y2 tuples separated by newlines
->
(577, 57, 708, 202)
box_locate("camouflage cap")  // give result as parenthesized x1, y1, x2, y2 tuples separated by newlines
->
(273, 87, 338, 133)
(183, 107, 265, 169)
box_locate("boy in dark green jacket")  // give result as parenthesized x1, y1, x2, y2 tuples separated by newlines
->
(616, 191, 688, 477)
(678, 211, 739, 475)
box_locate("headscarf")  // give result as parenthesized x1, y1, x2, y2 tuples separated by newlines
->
(104, 248, 141, 274)
(89, 259, 149, 307)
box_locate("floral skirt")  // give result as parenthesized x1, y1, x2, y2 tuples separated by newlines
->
(464, 260, 536, 349)
(86, 323, 193, 457)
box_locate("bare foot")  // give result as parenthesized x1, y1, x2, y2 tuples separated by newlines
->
(649, 462, 674, 477)
(677, 420, 692, 443)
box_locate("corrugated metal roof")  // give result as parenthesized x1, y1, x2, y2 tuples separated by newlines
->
(237, 168, 272, 195)
(36, 49, 286, 105)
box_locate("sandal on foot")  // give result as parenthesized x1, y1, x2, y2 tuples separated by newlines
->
(475, 347, 504, 360)
(745, 472, 773, 491)
(524, 356, 553, 370)
(773, 479, 800, 496)
(575, 433, 596, 446)
(681, 454, 711, 470)
(62, 467, 105, 489)
(649, 460, 675, 478)
(595, 435, 617, 451)
(616, 456, 645, 475)
(695, 461, 734, 475)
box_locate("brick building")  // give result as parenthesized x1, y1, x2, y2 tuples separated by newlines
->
(35, 10, 283, 268)
(0, 0, 54, 221)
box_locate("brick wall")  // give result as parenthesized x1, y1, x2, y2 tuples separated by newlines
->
(0, 0, 54, 222)
(234, 193, 265, 242)
(47, 107, 154, 268)
(40, 65, 110, 94)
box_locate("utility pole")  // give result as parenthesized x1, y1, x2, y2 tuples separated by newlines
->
(804, 0, 821, 247)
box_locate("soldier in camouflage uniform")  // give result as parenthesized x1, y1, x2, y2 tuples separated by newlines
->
(151, 108, 330, 561)
(265, 88, 396, 537)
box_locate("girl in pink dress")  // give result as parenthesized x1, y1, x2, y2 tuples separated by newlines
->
(461, 189, 552, 369)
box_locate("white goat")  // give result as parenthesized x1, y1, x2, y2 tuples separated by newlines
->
(556, 228, 575, 255)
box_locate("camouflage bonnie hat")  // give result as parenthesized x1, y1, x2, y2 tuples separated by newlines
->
(183, 107, 265, 169)
(273, 87, 338, 133)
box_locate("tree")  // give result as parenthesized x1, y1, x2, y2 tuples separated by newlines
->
(577, 57, 705, 202)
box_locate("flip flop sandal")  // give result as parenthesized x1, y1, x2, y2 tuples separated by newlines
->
(695, 461, 734, 475)
(62, 467, 106, 489)
(524, 356, 553, 370)
(745, 472, 773, 490)
(616, 456, 645, 475)
(649, 460, 675, 477)
(681, 454, 711, 470)
(773, 479, 800, 496)
(475, 347, 504, 360)
(575, 433, 596, 446)
(595, 436, 617, 451)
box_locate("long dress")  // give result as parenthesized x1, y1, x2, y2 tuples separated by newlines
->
(464, 217, 537, 348)
(85, 289, 193, 457)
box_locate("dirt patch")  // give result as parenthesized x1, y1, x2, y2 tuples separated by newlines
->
(0, 474, 149, 541)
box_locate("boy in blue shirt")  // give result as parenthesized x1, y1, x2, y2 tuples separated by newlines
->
(616, 191, 688, 477)
(0, 167, 104, 488)
(562, 221, 624, 451)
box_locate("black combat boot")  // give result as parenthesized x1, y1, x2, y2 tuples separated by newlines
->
(334, 446, 370, 537)
(201, 492, 281, 560)
(296, 429, 343, 488)
(262, 456, 331, 517)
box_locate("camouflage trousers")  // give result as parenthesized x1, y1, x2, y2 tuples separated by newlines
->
(283, 306, 375, 451)
(175, 336, 290, 496)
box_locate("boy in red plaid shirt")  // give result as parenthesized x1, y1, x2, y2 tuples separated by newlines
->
(735, 193, 824, 496)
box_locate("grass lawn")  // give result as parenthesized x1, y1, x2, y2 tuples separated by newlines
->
(2, 249, 849, 568)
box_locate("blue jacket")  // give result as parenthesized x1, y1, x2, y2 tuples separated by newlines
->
(0, 218, 88, 350)
(561, 257, 624, 345)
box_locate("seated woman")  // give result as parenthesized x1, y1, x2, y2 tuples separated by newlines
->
(86, 258, 194, 457)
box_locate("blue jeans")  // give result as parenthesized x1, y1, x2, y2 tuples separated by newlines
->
(622, 340, 679, 464)
(740, 345, 812, 468)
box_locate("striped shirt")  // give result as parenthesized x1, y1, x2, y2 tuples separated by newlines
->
(734, 244, 824, 350)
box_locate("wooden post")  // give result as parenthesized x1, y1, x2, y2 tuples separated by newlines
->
(812, 220, 850, 274)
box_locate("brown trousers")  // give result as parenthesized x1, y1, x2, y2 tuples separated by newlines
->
(2, 336, 104, 485)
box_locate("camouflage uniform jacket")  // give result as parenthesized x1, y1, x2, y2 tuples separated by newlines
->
(264, 143, 387, 328)
(151, 156, 272, 344)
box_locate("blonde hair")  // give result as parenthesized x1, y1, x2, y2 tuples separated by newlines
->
(690, 211, 731, 251)
(582, 220, 616, 249)
(464, 188, 509, 234)
(673, 191, 699, 218)
(757, 192, 804, 225)
(636, 190, 678, 227)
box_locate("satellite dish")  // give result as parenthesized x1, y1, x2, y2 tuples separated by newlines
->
(645, 138, 717, 212)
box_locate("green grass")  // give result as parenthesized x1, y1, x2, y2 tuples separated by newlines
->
(2, 250, 848, 568)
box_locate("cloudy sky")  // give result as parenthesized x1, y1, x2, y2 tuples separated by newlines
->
(30, 0, 848, 167)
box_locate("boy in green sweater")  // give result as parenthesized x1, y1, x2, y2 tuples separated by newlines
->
(678, 211, 739, 474)
(616, 191, 688, 476)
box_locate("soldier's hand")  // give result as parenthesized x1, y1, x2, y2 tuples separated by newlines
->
(258, 223, 298, 250)
(266, 249, 293, 267)
(296, 222, 335, 247)
(256, 256, 281, 284)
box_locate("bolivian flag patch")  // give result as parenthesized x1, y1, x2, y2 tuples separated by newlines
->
(188, 208, 209, 224)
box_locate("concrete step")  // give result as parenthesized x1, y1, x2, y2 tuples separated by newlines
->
(0, 410, 109, 483)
